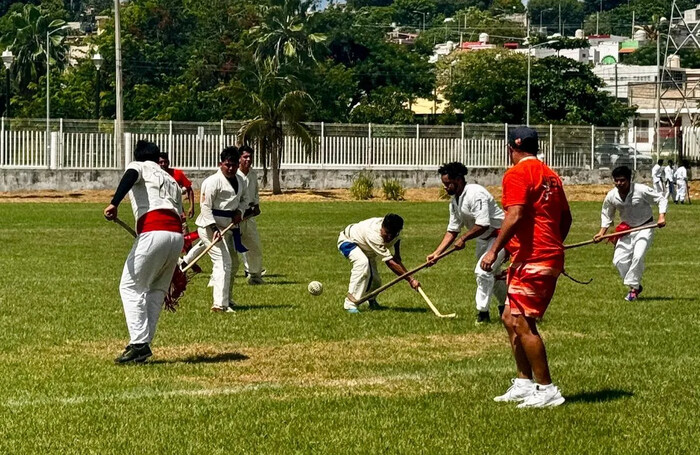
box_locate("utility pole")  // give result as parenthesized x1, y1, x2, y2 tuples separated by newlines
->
(114, 0, 124, 163)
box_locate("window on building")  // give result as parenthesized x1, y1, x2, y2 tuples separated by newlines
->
(634, 119, 649, 143)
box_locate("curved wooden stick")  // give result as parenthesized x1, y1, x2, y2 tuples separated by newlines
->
(113, 217, 137, 238)
(564, 223, 660, 250)
(347, 246, 460, 305)
(181, 217, 249, 273)
(417, 286, 457, 319)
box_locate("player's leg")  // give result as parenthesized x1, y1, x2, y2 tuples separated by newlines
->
(144, 231, 183, 343)
(613, 236, 634, 294)
(200, 228, 235, 312)
(474, 239, 507, 324)
(624, 230, 653, 300)
(344, 248, 370, 313)
(241, 219, 264, 284)
(494, 303, 535, 402)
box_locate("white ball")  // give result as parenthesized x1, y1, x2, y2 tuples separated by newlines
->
(308, 281, 323, 296)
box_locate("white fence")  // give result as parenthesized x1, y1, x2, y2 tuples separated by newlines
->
(1, 119, 693, 172)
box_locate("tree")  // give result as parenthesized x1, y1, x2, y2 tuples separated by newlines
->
(528, 0, 584, 35)
(238, 59, 316, 194)
(1, 4, 68, 90)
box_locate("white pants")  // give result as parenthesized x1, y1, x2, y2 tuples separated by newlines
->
(240, 218, 264, 277)
(613, 228, 654, 289)
(119, 231, 183, 345)
(474, 237, 508, 312)
(341, 246, 381, 308)
(198, 227, 239, 309)
(653, 180, 664, 195)
(183, 240, 206, 264)
(675, 180, 687, 202)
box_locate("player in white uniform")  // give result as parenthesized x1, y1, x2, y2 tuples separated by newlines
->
(338, 214, 420, 313)
(426, 162, 507, 325)
(664, 162, 675, 200)
(651, 159, 664, 194)
(104, 140, 184, 364)
(673, 160, 688, 204)
(194, 147, 248, 312)
(594, 166, 667, 302)
(237, 145, 265, 285)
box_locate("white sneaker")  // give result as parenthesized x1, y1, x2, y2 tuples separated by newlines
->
(494, 378, 535, 402)
(517, 384, 565, 408)
(343, 300, 360, 314)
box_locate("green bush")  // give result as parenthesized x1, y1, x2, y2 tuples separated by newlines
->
(382, 179, 406, 201)
(350, 172, 374, 200)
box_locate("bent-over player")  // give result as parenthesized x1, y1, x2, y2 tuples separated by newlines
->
(481, 127, 572, 408)
(338, 214, 420, 313)
(594, 166, 667, 301)
(427, 162, 506, 325)
(104, 140, 184, 364)
(237, 144, 265, 284)
(194, 146, 248, 312)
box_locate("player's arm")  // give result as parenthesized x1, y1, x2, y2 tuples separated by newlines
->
(427, 231, 458, 263)
(455, 224, 489, 248)
(644, 185, 668, 227)
(385, 256, 420, 290)
(104, 168, 139, 220)
(594, 196, 615, 242)
(185, 186, 195, 219)
(480, 204, 525, 272)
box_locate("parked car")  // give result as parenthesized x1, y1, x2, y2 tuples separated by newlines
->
(594, 144, 653, 169)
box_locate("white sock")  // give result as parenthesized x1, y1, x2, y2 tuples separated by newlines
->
(515, 378, 534, 385)
(536, 383, 553, 390)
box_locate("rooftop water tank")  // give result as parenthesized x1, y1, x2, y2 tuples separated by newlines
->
(479, 33, 489, 44)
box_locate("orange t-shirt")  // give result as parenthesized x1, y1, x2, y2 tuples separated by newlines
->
(502, 157, 570, 263)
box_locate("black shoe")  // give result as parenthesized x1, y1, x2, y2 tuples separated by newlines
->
(368, 299, 382, 310)
(475, 311, 491, 325)
(115, 343, 152, 364)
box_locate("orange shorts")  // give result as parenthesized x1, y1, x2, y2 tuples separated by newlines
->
(507, 257, 563, 318)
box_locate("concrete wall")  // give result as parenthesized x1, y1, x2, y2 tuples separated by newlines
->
(1, 166, 680, 192)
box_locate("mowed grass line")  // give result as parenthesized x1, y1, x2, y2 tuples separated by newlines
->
(0, 201, 698, 454)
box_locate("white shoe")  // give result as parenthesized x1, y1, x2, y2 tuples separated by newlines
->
(517, 384, 565, 408)
(494, 378, 535, 402)
(343, 301, 360, 314)
(211, 306, 235, 313)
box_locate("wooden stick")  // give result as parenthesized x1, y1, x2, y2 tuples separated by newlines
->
(417, 286, 457, 318)
(564, 223, 660, 250)
(113, 217, 137, 238)
(347, 246, 460, 305)
(181, 217, 249, 273)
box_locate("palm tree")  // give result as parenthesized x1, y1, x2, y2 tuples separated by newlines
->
(238, 58, 316, 195)
(1, 4, 68, 90)
(250, 0, 326, 69)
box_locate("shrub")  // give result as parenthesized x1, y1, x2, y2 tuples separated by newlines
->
(350, 172, 374, 200)
(382, 179, 406, 201)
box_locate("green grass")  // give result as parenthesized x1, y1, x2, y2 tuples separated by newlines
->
(0, 200, 698, 454)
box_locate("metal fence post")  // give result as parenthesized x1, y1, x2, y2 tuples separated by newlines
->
(220, 119, 224, 151)
(320, 121, 325, 168)
(368, 122, 372, 168)
(1, 117, 4, 166)
(168, 120, 173, 154)
(124, 132, 133, 165)
(49, 132, 59, 169)
(504, 123, 508, 168)
(59, 118, 64, 169)
(591, 125, 595, 170)
(549, 124, 553, 165)
(461, 122, 465, 163)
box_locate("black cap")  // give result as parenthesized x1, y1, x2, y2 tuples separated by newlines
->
(508, 127, 539, 154)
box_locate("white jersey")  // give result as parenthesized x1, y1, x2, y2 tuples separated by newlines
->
(196, 169, 248, 229)
(664, 165, 674, 182)
(651, 164, 663, 184)
(339, 217, 400, 262)
(447, 184, 504, 240)
(237, 168, 260, 208)
(674, 166, 687, 182)
(601, 182, 667, 228)
(126, 160, 183, 222)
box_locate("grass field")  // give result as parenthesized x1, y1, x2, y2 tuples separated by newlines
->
(0, 200, 698, 454)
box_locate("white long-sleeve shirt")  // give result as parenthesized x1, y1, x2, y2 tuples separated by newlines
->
(195, 169, 248, 229)
(674, 166, 687, 182)
(601, 183, 667, 228)
(447, 184, 504, 240)
(237, 168, 260, 208)
(651, 164, 663, 184)
(664, 165, 674, 182)
(339, 218, 400, 262)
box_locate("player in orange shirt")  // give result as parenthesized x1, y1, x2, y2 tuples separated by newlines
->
(481, 127, 572, 408)
(158, 152, 196, 219)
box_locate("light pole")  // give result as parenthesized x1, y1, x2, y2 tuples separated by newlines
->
(443, 17, 454, 40)
(92, 51, 103, 119)
(526, 41, 556, 126)
(540, 8, 553, 33)
(2, 49, 13, 118)
(414, 11, 427, 32)
(46, 24, 70, 157)
(655, 17, 668, 160)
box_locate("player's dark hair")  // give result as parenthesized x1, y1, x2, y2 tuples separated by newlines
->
(239, 144, 254, 156)
(382, 213, 404, 235)
(134, 140, 160, 163)
(683, 160, 690, 167)
(438, 162, 468, 180)
(220, 146, 240, 163)
(612, 166, 632, 180)
(159, 151, 169, 160)
(657, 159, 663, 165)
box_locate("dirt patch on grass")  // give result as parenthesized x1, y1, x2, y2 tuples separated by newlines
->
(5, 183, 697, 203)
